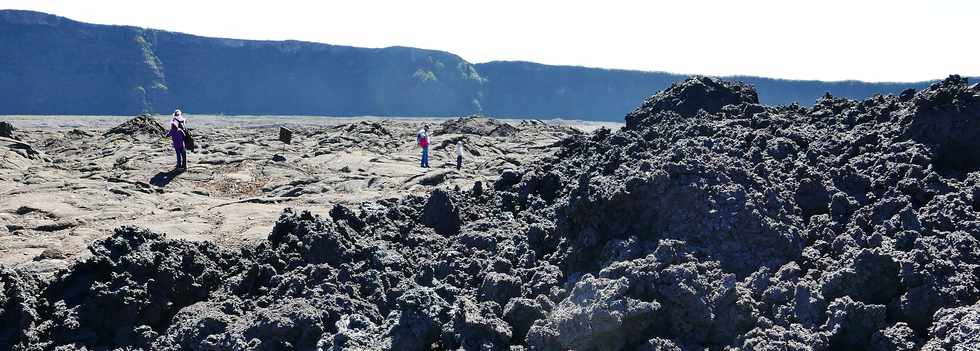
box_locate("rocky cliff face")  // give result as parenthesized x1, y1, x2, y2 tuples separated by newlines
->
(2, 76, 979, 350)
(1, 10, 967, 120)
(0, 10, 486, 117)
(0, 11, 170, 114)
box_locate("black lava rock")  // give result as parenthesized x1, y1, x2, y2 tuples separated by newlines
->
(0, 121, 15, 139)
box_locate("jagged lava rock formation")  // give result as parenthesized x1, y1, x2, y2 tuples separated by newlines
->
(2, 76, 980, 350)
(0, 121, 16, 139)
(104, 114, 167, 138)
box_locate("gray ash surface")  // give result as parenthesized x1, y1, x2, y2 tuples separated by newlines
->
(3, 76, 980, 350)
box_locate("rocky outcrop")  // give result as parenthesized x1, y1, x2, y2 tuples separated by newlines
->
(438, 116, 520, 137)
(1, 136, 48, 169)
(921, 302, 980, 350)
(0, 121, 15, 139)
(2, 75, 979, 349)
(105, 114, 167, 137)
(901, 75, 980, 176)
(625, 75, 759, 128)
(0, 268, 40, 349)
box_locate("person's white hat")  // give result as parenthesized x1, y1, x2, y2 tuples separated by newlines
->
(172, 109, 186, 123)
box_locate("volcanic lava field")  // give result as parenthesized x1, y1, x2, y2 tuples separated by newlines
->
(2, 76, 980, 350)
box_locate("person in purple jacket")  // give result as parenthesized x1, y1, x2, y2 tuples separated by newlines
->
(167, 109, 187, 170)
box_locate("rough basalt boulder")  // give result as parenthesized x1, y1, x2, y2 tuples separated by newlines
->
(921, 302, 980, 350)
(422, 188, 462, 236)
(870, 323, 920, 351)
(503, 296, 553, 342)
(0, 121, 15, 139)
(527, 275, 661, 350)
(477, 272, 523, 305)
(822, 296, 888, 349)
(819, 249, 900, 305)
(440, 298, 513, 350)
(625, 75, 759, 128)
(902, 75, 980, 176)
(496, 168, 523, 190)
(30, 226, 244, 349)
(264, 208, 364, 266)
(0, 269, 39, 350)
(316, 313, 381, 350)
(386, 286, 451, 350)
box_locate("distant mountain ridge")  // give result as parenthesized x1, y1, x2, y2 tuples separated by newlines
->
(0, 10, 971, 121)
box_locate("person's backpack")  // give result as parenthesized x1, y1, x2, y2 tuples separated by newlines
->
(179, 121, 197, 152)
(184, 129, 197, 152)
(417, 131, 428, 147)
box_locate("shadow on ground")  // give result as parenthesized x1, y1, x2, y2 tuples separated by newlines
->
(150, 169, 184, 187)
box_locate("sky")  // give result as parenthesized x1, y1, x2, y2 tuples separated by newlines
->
(4, 0, 978, 82)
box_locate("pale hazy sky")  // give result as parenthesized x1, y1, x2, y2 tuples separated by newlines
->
(4, 0, 978, 82)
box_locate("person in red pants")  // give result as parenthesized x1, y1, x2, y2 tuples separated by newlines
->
(417, 124, 430, 168)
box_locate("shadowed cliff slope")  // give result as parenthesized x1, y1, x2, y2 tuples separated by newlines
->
(0, 9, 972, 121)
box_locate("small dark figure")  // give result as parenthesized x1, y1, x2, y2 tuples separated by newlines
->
(417, 125, 430, 168)
(456, 141, 464, 170)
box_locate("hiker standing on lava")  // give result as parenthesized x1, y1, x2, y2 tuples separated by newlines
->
(417, 124, 430, 168)
(167, 109, 188, 170)
(455, 141, 464, 171)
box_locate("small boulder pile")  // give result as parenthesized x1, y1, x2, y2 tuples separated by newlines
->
(318, 121, 400, 152)
(439, 116, 520, 137)
(105, 114, 166, 137)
